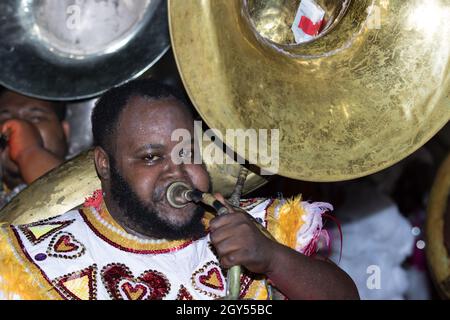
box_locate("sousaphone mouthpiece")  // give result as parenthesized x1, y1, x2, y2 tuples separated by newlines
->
(166, 181, 194, 208)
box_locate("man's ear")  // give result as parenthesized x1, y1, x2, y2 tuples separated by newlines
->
(94, 146, 110, 180)
(62, 120, 70, 141)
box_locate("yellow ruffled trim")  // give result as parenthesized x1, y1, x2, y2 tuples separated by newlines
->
(242, 279, 269, 300)
(98, 202, 127, 233)
(82, 204, 195, 252)
(202, 212, 215, 230)
(266, 196, 306, 250)
(0, 227, 62, 300)
(101, 203, 215, 232)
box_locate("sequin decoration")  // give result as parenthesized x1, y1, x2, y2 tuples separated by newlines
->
(239, 273, 254, 299)
(46, 231, 86, 259)
(79, 206, 194, 254)
(101, 263, 171, 300)
(34, 253, 47, 261)
(192, 261, 226, 298)
(176, 285, 194, 300)
(83, 189, 103, 212)
(19, 219, 75, 245)
(53, 265, 97, 300)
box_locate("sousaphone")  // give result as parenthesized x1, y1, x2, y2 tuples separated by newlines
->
(169, 0, 450, 181)
(169, 0, 450, 298)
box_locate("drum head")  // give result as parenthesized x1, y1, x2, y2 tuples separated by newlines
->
(0, 0, 170, 100)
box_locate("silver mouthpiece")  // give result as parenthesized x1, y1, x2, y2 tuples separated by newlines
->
(166, 181, 193, 208)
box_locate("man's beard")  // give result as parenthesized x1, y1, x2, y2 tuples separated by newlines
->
(109, 162, 206, 241)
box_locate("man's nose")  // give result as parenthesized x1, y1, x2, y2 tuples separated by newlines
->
(162, 159, 189, 181)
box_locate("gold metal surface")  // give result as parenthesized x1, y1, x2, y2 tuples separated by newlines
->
(169, 0, 450, 181)
(426, 153, 450, 299)
(0, 150, 267, 225)
(0, 150, 99, 225)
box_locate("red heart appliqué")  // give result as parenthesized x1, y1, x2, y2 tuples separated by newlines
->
(47, 231, 86, 259)
(101, 263, 170, 300)
(54, 235, 79, 252)
(191, 262, 226, 298)
(198, 268, 224, 290)
(120, 281, 149, 300)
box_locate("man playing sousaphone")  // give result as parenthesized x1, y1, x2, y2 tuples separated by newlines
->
(0, 79, 358, 300)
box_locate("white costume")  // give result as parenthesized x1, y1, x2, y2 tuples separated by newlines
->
(0, 192, 332, 300)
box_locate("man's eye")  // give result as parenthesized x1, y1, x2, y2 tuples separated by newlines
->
(143, 154, 161, 163)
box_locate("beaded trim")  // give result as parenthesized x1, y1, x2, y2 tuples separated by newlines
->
(79, 205, 194, 254)
(239, 273, 254, 299)
(101, 263, 171, 300)
(176, 285, 194, 300)
(52, 265, 98, 300)
(18, 218, 75, 245)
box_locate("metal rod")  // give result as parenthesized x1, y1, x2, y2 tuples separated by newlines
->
(225, 167, 249, 300)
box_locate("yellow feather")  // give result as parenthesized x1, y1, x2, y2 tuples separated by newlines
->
(0, 227, 59, 300)
(266, 196, 305, 249)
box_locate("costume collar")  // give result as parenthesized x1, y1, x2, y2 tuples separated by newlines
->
(80, 190, 215, 254)
(80, 200, 194, 254)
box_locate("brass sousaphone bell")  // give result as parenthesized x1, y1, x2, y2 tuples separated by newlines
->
(169, 0, 450, 298)
(169, 0, 450, 181)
